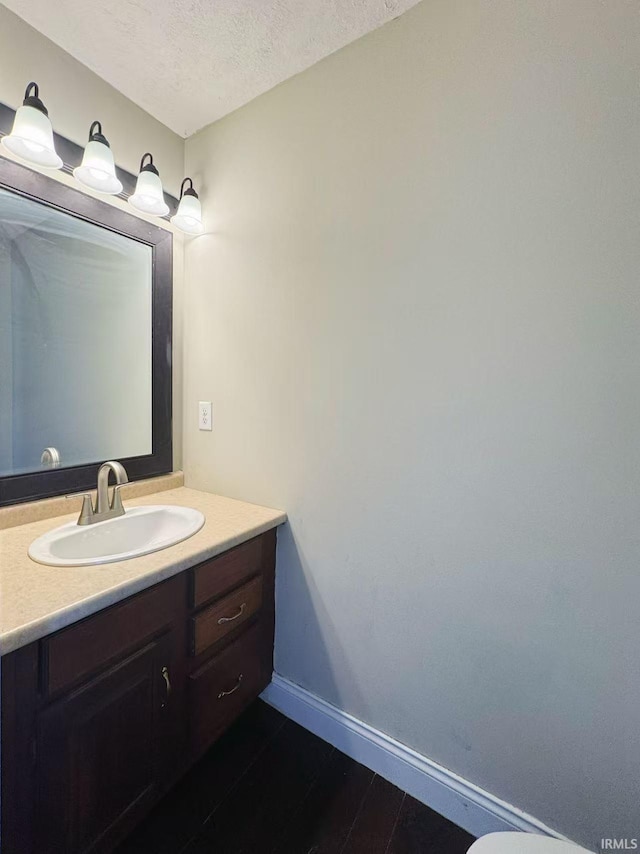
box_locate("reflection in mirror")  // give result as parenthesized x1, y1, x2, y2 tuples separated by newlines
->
(0, 187, 153, 477)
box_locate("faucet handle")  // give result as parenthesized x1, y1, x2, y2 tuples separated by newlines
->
(110, 484, 128, 514)
(66, 493, 95, 525)
(65, 491, 93, 503)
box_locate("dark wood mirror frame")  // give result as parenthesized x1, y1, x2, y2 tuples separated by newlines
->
(0, 156, 173, 506)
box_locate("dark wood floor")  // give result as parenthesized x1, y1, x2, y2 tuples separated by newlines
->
(115, 700, 475, 854)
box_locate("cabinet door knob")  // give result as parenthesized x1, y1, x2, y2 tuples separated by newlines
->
(161, 666, 171, 697)
(217, 602, 246, 625)
(217, 673, 243, 699)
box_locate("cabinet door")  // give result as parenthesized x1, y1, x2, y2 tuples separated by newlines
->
(35, 634, 173, 854)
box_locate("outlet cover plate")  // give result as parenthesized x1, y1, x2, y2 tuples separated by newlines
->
(198, 401, 212, 431)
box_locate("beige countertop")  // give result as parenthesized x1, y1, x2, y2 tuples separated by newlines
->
(0, 486, 287, 656)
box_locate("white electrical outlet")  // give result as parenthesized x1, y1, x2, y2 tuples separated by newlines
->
(198, 401, 213, 431)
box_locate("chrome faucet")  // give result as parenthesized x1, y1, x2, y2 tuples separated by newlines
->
(74, 461, 129, 526)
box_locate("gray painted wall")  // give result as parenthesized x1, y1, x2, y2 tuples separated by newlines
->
(184, 0, 640, 847)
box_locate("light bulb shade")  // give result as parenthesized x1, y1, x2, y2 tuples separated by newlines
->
(128, 153, 169, 216)
(1, 103, 62, 170)
(73, 124, 122, 194)
(171, 192, 203, 234)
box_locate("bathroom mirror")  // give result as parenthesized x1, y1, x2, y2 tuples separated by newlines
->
(0, 157, 172, 506)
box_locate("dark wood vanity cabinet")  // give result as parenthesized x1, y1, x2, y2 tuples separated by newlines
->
(1, 529, 277, 854)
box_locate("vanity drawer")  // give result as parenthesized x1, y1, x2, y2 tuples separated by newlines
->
(190, 576, 262, 657)
(188, 622, 267, 757)
(190, 535, 264, 608)
(42, 578, 180, 697)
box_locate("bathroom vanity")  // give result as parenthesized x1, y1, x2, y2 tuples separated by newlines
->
(0, 483, 286, 854)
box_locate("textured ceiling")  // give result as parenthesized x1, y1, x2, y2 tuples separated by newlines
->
(1, 0, 422, 137)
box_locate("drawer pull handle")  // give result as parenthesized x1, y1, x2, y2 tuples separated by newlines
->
(161, 666, 171, 697)
(218, 602, 246, 625)
(218, 673, 243, 699)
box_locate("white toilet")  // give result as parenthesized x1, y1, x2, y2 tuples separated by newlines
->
(468, 832, 592, 854)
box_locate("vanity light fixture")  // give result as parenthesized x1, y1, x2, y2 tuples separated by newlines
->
(128, 152, 169, 216)
(1, 82, 63, 170)
(73, 121, 123, 195)
(170, 177, 204, 234)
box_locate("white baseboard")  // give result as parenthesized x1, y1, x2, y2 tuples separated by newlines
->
(261, 674, 567, 842)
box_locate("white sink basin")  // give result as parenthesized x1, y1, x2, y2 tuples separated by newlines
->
(28, 505, 205, 567)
